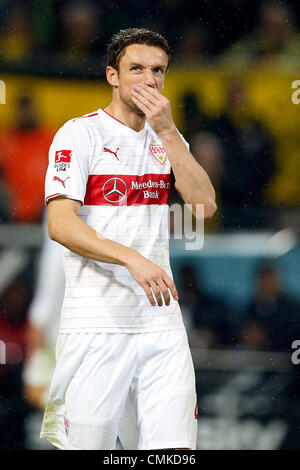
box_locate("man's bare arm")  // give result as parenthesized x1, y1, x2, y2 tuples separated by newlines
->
(132, 84, 217, 219)
(48, 197, 179, 306)
(48, 197, 133, 265)
(159, 130, 216, 218)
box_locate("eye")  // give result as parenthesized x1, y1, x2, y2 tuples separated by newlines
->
(131, 66, 141, 71)
(154, 67, 163, 74)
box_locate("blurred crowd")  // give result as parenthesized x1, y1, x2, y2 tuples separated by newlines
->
(178, 262, 300, 352)
(170, 80, 277, 230)
(0, 0, 300, 74)
(0, 95, 54, 224)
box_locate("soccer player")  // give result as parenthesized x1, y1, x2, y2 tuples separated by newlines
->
(41, 28, 217, 450)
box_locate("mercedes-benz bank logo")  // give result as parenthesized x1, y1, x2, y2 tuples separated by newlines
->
(103, 177, 127, 203)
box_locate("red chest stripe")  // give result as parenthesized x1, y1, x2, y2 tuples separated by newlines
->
(84, 173, 170, 206)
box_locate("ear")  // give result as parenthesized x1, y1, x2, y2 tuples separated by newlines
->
(162, 68, 168, 91)
(106, 66, 119, 88)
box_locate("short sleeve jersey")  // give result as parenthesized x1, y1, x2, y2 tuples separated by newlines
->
(45, 108, 186, 333)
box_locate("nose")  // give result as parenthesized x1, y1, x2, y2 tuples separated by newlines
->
(144, 69, 156, 88)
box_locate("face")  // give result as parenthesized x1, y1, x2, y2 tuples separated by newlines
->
(107, 43, 169, 116)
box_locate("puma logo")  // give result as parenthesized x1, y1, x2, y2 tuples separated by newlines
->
(53, 176, 70, 188)
(104, 147, 119, 160)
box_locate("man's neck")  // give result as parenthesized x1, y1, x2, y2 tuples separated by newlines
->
(104, 101, 146, 133)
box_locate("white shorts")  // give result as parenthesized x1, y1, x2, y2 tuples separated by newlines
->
(40, 328, 197, 450)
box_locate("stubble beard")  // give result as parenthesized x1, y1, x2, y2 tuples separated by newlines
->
(120, 94, 145, 118)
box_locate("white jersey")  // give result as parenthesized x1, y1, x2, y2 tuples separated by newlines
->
(45, 108, 185, 333)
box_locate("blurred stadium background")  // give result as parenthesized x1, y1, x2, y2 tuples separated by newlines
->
(1, 0, 300, 450)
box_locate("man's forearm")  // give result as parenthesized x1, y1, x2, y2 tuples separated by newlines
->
(47, 197, 179, 307)
(48, 204, 135, 267)
(130, 83, 216, 218)
(159, 129, 217, 218)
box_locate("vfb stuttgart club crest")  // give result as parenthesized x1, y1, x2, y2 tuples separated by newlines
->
(150, 145, 167, 165)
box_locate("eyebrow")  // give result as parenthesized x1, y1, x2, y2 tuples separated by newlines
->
(128, 62, 167, 70)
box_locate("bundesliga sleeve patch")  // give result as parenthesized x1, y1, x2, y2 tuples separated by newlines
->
(55, 150, 72, 163)
(54, 150, 72, 172)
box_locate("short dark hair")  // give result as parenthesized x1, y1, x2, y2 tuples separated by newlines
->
(107, 28, 171, 71)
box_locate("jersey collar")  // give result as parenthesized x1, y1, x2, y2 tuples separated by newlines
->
(99, 108, 148, 135)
